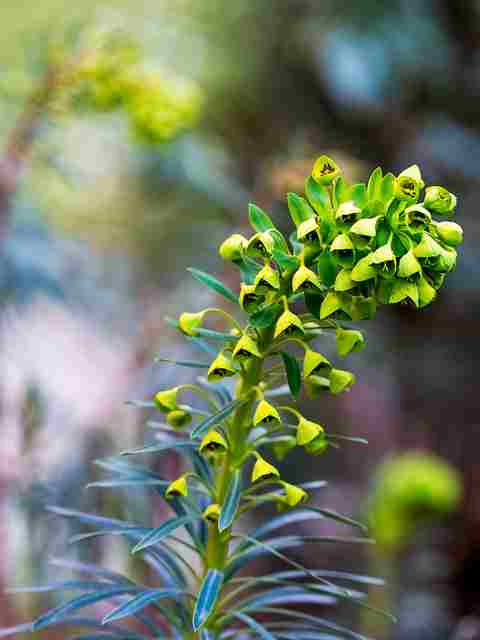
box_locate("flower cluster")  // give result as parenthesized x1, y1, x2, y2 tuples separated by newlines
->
(66, 27, 203, 144)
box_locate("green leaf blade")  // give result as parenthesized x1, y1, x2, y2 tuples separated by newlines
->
(279, 352, 301, 397)
(219, 469, 242, 532)
(187, 268, 238, 305)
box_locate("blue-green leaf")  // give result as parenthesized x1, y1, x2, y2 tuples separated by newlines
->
(232, 611, 277, 640)
(132, 516, 200, 554)
(191, 399, 243, 440)
(238, 586, 336, 611)
(272, 250, 299, 273)
(102, 589, 183, 624)
(279, 352, 301, 397)
(187, 268, 238, 305)
(219, 469, 242, 532)
(155, 356, 209, 369)
(120, 441, 196, 457)
(249, 303, 281, 329)
(193, 328, 238, 342)
(248, 204, 275, 232)
(193, 570, 223, 630)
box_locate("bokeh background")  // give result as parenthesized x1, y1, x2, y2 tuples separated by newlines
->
(0, 1, 478, 639)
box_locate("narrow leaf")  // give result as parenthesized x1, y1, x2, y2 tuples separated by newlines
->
(191, 399, 243, 440)
(187, 268, 238, 305)
(155, 356, 209, 369)
(192, 570, 224, 630)
(279, 352, 301, 397)
(219, 469, 242, 532)
(249, 303, 281, 329)
(232, 611, 277, 640)
(102, 589, 183, 624)
(132, 516, 200, 554)
(120, 441, 196, 457)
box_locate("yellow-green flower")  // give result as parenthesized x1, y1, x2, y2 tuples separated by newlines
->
(154, 387, 180, 413)
(418, 276, 437, 308)
(296, 417, 324, 446)
(199, 430, 228, 455)
(335, 201, 361, 226)
(165, 474, 188, 499)
(329, 368, 356, 394)
(232, 334, 262, 361)
(334, 269, 356, 292)
(397, 250, 422, 281)
(166, 409, 192, 428)
(251, 456, 280, 483)
(203, 503, 221, 523)
(239, 283, 265, 313)
(277, 482, 308, 511)
(371, 243, 396, 279)
(389, 280, 419, 307)
(424, 186, 457, 215)
(292, 265, 322, 292)
(254, 265, 280, 293)
(435, 221, 463, 247)
(271, 435, 296, 461)
(330, 234, 356, 268)
(207, 352, 237, 382)
(246, 232, 274, 258)
(336, 328, 365, 357)
(312, 155, 340, 185)
(350, 216, 381, 248)
(219, 234, 248, 262)
(305, 432, 329, 456)
(395, 165, 424, 202)
(178, 311, 205, 336)
(303, 350, 332, 379)
(297, 217, 321, 243)
(273, 309, 305, 339)
(405, 205, 432, 234)
(319, 291, 351, 320)
(351, 255, 376, 282)
(253, 400, 281, 426)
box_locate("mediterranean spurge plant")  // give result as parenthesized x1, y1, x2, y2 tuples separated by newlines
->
(9, 156, 462, 639)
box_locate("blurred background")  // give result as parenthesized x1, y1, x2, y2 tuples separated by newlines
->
(0, 1, 478, 639)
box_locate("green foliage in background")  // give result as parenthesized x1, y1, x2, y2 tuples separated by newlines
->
(367, 452, 462, 551)
(5, 156, 462, 639)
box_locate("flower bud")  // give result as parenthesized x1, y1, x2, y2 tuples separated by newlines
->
(251, 456, 280, 483)
(303, 350, 332, 379)
(296, 417, 324, 446)
(166, 409, 192, 429)
(336, 328, 365, 357)
(199, 430, 228, 455)
(179, 311, 205, 336)
(246, 232, 274, 258)
(271, 435, 296, 461)
(349, 216, 381, 248)
(219, 234, 248, 262)
(297, 217, 321, 243)
(203, 503, 221, 523)
(305, 432, 329, 456)
(165, 475, 188, 499)
(435, 221, 463, 247)
(371, 243, 396, 279)
(154, 387, 180, 413)
(335, 201, 361, 227)
(397, 250, 422, 281)
(330, 234, 356, 269)
(239, 283, 265, 313)
(273, 309, 305, 339)
(351, 255, 376, 282)
(207, 351, 237, 382)
(232, 334, 262, 361)
(435, 247, 457, 273)
(424, 186, 457, 215)
(253, 400, 281, 426)
(292, 265, 322, 293)
(329, 368, 356, 394)
(312, 155, 340, 185)
(254, 265, 280, 293)
(389, 280, 419, 307)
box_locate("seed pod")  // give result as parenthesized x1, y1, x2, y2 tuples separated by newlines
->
(329, 368, 356, 394)
(305, 432, 329, 456)
(219, 234, 248, 262)
(166, 410, 192, 428)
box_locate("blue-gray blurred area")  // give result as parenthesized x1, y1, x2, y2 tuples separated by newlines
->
(0, 1, 479, 639)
